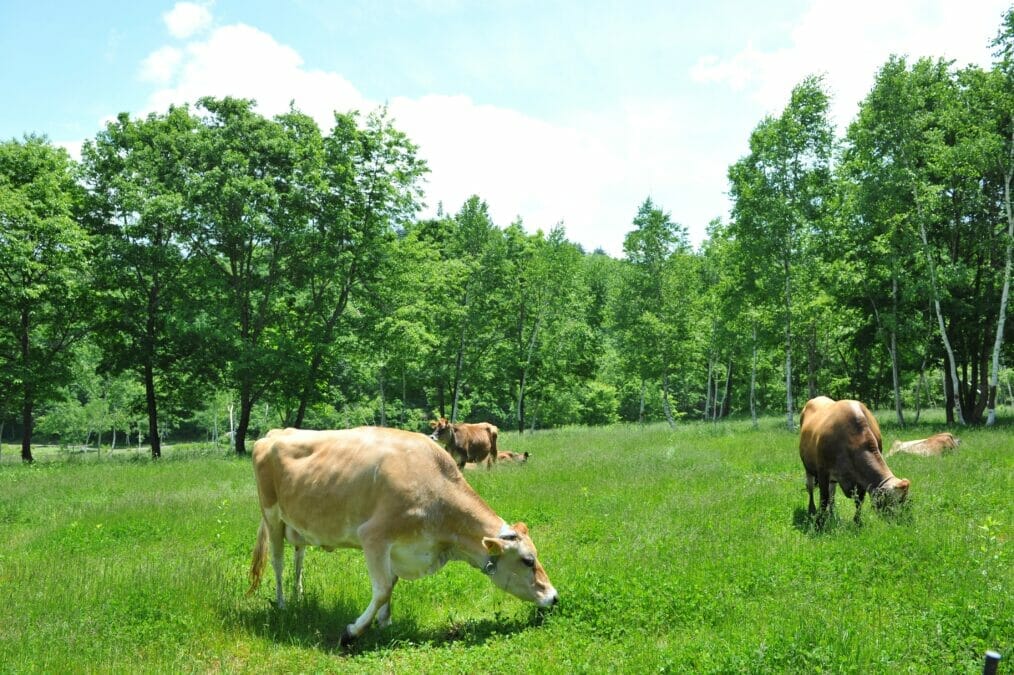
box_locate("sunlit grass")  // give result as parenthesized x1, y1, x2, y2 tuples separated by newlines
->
(0, 416, 1010, 672)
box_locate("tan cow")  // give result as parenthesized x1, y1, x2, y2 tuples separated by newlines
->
(247, 427, 558, 644)
(429, 417, 499, 469)
(799, 396, 910, 525)
(886, 432, 960, 457)
(498, 450, 529, 463)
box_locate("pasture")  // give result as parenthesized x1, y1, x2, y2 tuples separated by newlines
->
(0, 416, 1009, 672)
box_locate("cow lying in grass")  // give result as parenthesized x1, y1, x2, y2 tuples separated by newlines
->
(429, 417, 499, 469)
(498, 450, 529, 463)
(799, 396, 910, 525)
(886, 432, 960, 457)
(248, 427, 558, 645)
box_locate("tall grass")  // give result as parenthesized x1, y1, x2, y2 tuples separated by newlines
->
(0, 417, 1009, 672)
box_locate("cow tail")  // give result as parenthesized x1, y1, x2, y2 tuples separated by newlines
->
(247, 518, 269, 596)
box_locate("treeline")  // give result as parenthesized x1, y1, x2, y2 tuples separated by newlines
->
(3, 11, 1014, 461)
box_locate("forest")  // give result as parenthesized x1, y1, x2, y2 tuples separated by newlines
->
(4, 11, 1014, 462)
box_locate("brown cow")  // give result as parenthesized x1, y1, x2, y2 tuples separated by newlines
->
(886, 432, 960, 457)
(799, 396, 910, 525)
(429, 417, 499, 469)
(498, 451, 529, 463)
(247, 427, 558, 645)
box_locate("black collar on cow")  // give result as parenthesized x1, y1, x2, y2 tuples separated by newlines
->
(871, 476, 893, 491)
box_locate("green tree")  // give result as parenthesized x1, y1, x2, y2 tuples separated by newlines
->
(82, 106, 209, 458)
(728, 75, 834, 430)
(0, 136, 90, 462)
(187, 97, 306, 453)
(612, 198, 694, 427)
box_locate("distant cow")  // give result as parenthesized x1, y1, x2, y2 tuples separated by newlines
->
(886, 432, 960, 457)
(429, 417, 499, 469)
(799, 396, 910, 525)
(248, 427, 558, 644)
(498, 451, 529, 463)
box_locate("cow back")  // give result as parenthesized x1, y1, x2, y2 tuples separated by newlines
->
(253, 427, 471, 546)
(799, 398, 894, 487)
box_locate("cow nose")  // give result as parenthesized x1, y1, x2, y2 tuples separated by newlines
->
(551, 593, 559, 606)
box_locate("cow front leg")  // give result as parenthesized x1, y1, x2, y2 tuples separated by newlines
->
(341, 535, 395, 645)
(816, 474, 832, 527)
(376, 576, 399, 628)
(852, 487, 867, 524)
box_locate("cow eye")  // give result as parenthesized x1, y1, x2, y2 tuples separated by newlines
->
(521, 555, 535, 568)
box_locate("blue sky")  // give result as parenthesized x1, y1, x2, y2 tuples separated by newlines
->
(1, 1, 1009, 255)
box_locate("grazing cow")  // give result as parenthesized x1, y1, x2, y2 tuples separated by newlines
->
(247, 427, 558, 644)
(498, 451, 529, 463)
(429, 417, 499, 469)
(799, 396, 910, 524)
(886, 432, 960, 457)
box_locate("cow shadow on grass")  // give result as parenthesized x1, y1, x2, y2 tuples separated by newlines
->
(232, 595, 541, 654)
(791, 503, 914, 537)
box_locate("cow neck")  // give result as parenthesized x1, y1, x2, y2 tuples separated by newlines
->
(443, 491, 512, 571)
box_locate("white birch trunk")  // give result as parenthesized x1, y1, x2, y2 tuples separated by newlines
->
(987, 140, 1014, 426)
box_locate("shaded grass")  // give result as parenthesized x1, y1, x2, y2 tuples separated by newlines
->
(0, 417, 1010, 672)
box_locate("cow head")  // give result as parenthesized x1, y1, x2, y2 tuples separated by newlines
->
(482, 521, 559, 608)
(872, 477, 910, 509)
(428, 417, 452, 443)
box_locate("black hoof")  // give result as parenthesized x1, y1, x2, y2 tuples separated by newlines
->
(339, 627, 356, 647)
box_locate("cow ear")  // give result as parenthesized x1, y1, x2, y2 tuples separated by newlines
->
(483, 537, 505, 555)
(429, 420, 438, 429)
(523, 452, 529, 459)
(512, 522, 529, 536)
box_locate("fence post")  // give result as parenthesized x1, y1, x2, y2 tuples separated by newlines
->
(984, 650, 1002, 675)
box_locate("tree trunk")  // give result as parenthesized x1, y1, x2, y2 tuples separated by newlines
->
(401, 371, 407, 427)
(378, 367, 386, 427)
(20, 397, 34, 464)
(451, 298, 468, 423)
(783, 258, 795, 431)
(20, 307, 34, 463)
(144, 361, 161, 459)
(516, 369, 527, 434)
(988, 145, 1014, 425)
(235, 394, 252, 455)
(750, 324, 758, 430)
(703, 357, 713, 420)
(806, 323, 818, 401)
(916, 206, 964, 424)
(661, 373, 676, 429)
(721, 359, 733, 419)
(638, 378, 646, 425)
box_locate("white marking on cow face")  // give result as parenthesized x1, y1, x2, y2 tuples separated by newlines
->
(482, 522, 559, 608)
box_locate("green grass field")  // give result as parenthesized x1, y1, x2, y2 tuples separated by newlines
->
(0, 416, 1009, 673)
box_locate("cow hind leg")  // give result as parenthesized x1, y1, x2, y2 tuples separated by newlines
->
(285, 524, 307, 600)
(806, 473, 816, 515)
(262, 506, 287, 608)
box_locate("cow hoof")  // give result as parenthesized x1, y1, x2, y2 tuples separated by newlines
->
(339, 627, 356, 647)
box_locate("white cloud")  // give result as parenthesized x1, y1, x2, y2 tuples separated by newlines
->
(139, 46, 182, 84)
(692, 0, 1008, 127)
(163, 2, 213, 40)
(138, 17, 645, 254)
(142, 24, 366, 126)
